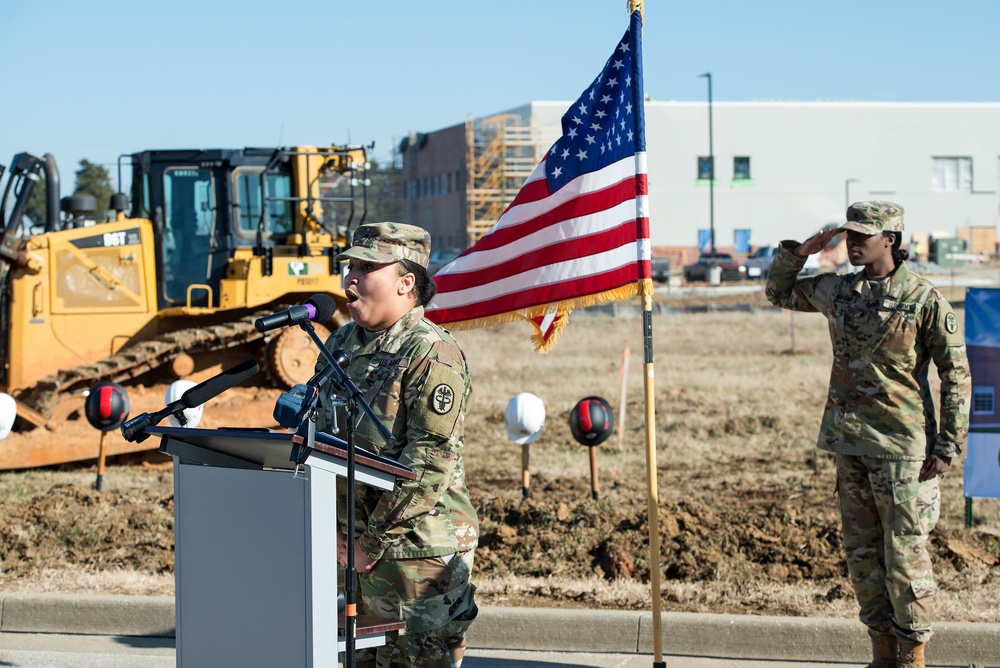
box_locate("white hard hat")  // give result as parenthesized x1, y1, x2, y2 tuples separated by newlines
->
(166, 380, 204, 428)
(0, 392, 16, 440)
(504, 392, 545, 445)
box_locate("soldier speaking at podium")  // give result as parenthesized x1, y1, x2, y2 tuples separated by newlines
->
(317, 222, 478, 668)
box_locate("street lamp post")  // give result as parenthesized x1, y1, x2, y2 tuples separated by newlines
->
(699, 72, 714, 254)
(845, 178, 859, 211)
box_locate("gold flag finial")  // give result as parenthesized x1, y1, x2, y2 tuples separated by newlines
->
(627, 0, 643, 20)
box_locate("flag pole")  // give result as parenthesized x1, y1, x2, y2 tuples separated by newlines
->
(626, 2, 663, 665)
(642, 289, 664, 668)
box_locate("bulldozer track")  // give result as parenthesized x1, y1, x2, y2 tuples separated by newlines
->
(17, 310, 276, 419)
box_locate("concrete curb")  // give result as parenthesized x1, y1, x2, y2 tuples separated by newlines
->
(1, 593, 998, 665)
(0, 593, 174, 637)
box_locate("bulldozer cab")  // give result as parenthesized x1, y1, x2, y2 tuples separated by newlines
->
(127, 145, 370, 310)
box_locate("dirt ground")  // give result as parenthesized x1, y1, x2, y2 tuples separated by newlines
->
(1, 306, 999, 621)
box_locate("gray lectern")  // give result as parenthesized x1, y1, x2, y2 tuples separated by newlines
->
(150, 426, 414, 668)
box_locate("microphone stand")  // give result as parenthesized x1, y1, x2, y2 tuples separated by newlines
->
(287, 320, 394, 668)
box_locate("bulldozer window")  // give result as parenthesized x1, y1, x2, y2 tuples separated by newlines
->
(233, 168, 293, 239)
(162, 167, 215, 304)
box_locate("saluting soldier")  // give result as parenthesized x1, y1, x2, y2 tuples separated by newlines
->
(766, 202, 971, 668)
(318, 222, 478, 668)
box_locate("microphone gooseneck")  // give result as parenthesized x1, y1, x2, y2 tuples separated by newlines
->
(182, 359, 260, 407)
(120, 359, 261, 443)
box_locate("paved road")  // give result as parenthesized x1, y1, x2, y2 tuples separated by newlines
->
(0, 633, 174, 667)
(0, 633, 857, 668)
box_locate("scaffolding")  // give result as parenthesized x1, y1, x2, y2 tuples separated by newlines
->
(465, 113, 537, 243)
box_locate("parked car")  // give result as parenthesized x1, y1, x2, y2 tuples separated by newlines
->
(650, 257, 672, 282)
(743, 244, 820, 280)
(426, 248, 462, 275)
(743, 245, 779, 280)
(683, 252, 746, 282)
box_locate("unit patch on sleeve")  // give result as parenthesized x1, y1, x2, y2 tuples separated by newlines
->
(945, 311, 958, 334)
(431, 384, 455, 415)
(411, 361, 465, 438)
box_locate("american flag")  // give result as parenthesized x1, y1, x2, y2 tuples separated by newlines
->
(425, 8, 649, 351)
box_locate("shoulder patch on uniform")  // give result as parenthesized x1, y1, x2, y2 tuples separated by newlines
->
(411, 360, 466, 438)
(945, 311, 958, 334)
(431, 384, 456, 415)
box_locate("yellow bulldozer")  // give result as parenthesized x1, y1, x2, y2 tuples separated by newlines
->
(0, 144, 371, 467)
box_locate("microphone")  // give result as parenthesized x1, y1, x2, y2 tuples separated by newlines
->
(254, 294, 337, 333)
(327, 349, 351, 381)
(121, 358, 261, 443)
(273, 349, 351, 429)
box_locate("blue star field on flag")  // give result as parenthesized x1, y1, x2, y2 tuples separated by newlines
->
(546, 13, 645, 194)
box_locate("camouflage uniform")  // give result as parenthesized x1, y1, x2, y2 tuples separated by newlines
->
(318, 222, 479, 668)
(765, 203, 970, 645)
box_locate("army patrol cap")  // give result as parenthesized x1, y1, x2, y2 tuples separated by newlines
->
(839, 201, 905, 236)
(336, 222, 431, 268)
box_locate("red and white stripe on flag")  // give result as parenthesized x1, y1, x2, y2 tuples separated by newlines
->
(526, 311, 568, 352)
(425, 9, 650, 352)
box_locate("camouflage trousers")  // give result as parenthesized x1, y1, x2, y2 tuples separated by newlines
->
(352, 550, 478, 668)
(836, 454, 940, 643)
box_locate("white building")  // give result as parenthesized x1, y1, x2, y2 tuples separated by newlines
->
(401, 101, 1000, 255)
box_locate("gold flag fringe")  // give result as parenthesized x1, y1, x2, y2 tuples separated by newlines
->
(439, 280, 652, 352)
(523, 310, 570, 353)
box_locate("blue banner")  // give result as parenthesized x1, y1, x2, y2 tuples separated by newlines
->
(965, 287, 1000, 498)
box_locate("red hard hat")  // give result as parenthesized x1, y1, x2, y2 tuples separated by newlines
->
(84, 382, 130, 432)
(569, 396, 614, 446)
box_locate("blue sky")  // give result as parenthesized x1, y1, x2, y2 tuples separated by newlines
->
(1, 0, 997, 190)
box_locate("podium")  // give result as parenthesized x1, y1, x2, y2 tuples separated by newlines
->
(150, 426, 415, 667)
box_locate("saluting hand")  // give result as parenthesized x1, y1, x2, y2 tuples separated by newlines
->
(794, 229, 840, 259)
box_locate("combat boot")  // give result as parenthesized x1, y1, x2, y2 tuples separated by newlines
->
(897, 637, 926, 668)
(865, 634, 897, 668)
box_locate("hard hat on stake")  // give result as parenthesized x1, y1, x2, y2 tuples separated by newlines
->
(84, 382, 130, 432)
(166, 380, 204, 428)
(504, 393, 545, 445)
(0, 392, 16, 440)
(569, 396, 614, 446)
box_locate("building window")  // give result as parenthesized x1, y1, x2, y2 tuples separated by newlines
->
(697, 156, 714, 180)
(973, 386, 995, 415)
(932, 157, 972, 192)
(733, 156, 751, 180)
